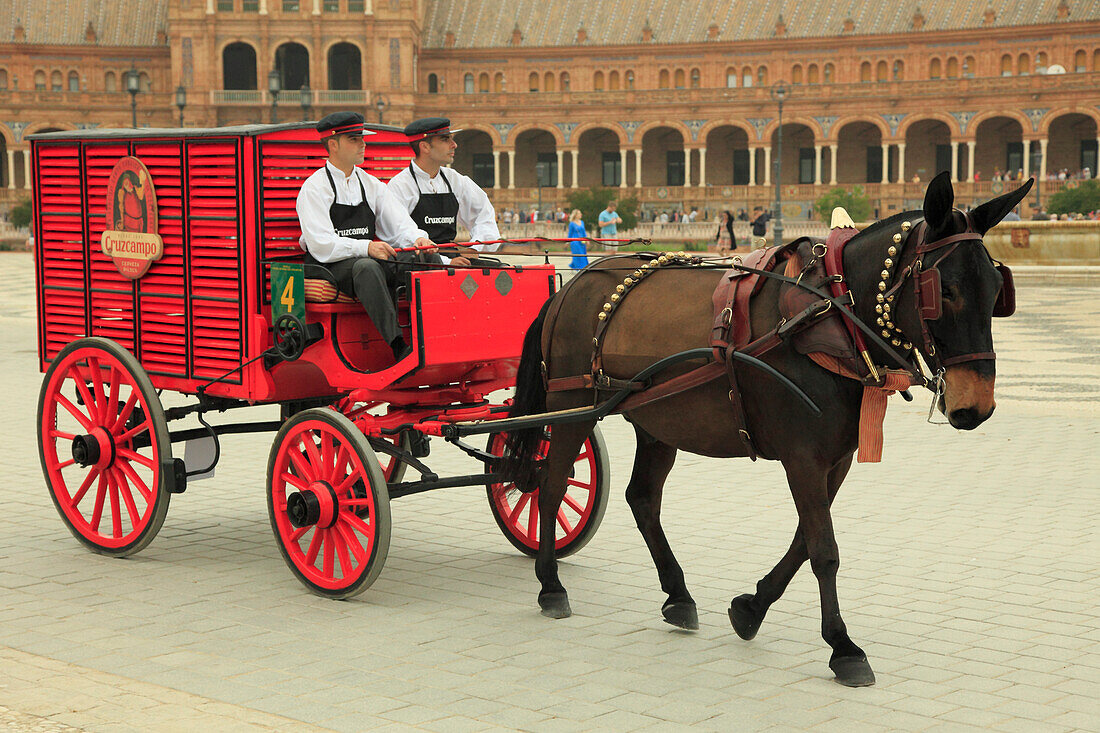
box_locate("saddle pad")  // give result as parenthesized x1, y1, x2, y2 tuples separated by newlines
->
(304, 278, 356, 304)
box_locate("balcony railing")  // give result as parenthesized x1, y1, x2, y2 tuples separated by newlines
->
(210, 89, 372, 105)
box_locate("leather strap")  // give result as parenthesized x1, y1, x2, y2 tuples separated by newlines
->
(940, 352, 996, 366)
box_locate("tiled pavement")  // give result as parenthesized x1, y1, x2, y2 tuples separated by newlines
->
(0, 251, 1097, 732)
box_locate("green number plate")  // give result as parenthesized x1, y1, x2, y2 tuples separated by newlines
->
(270, 262, 305, 321)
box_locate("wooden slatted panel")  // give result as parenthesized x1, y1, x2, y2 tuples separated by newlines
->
(36, 143, 87, 360)
(83, 143, 137, 353)
(187, 139, 244, 381)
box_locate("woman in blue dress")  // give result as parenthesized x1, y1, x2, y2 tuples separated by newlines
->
(567, 209, 588, 269)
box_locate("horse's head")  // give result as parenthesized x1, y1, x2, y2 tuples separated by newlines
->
(889, 172, 1030, 429)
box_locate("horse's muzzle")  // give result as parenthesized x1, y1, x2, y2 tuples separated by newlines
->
(942, 365, 996, 430)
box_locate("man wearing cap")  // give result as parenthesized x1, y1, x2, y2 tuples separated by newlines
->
(387, 117, 500, 264)
(296, 111, 439, 362)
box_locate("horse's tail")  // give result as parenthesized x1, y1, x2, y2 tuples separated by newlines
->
(498, 296, 553, 492)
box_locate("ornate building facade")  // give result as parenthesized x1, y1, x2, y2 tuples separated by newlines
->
(3, 0, 1100, 218)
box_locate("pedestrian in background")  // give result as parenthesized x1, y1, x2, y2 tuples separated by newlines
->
(715, 210, 734, 255)
(567, 209, 588, 269)
(750, 206, 771, 249)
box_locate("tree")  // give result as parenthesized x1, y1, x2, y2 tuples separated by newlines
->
(814, 186, 872, 223)
(564, 187, 638, 233)
(10, 199, 32, 229)
(1046, 179, 1100, 216)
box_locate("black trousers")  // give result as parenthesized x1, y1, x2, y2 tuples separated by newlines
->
(305, 251, 441, 345)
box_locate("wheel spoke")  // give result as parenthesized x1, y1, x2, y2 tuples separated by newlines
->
(556, 508, 573, 534)
(289, 525, 309, 543)
(332, 445, 350, 484)
(342, 512, 375, 553)
(506, 492, 530, 526)
(333, 529, 353, 578)
(110, 391, 139, 434)
(88, 356, 108, 423)
(57, 458, 76, 470)
(562, 492, 585, 515)
(71, 371, 99, 425)
(90, 473, 108, 532)
(117, 460, 152, 501)
(280, 471, 309, 492)
(117, 448, 154, 469)
(56, 393, 94, 432)
(108, 470, 123, 538)
(525, 498, 538, 539)
(70, 468, 99, 507)
(566, 477, 590, 489)
(50, 429, 76, 440)
(106, 367, 121, 430)
(116, 421, 151, 445)
(336, 522, 368, 564)
(287, 444, 313, 482)
(304, 529, 323, 565)
(321, 529, 335, 577)
(301, 430, 323, 469)
(113, 468, 142, 528)
(320, 434, 335, 482)
(575, 449, 591, 462)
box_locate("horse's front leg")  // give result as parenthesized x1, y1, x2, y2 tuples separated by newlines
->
(534, 421, 595, 619)
(623, 425, 696, 629)
(784, 456, 874, 686)
(729, 455, 852, 641)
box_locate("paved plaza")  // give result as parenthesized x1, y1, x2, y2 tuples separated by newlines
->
(0, 251, 1097, 732)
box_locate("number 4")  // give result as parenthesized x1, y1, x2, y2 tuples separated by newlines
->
(280, 278, 295, 311)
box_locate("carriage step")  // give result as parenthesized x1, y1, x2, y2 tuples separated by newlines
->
(170, 458, 188, 494)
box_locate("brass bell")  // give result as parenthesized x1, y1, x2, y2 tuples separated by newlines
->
(891, 338, 902, 347)
(881, 269, 890, 279)
(903, 342, 913, 350)
(893, 233, 902, 244)
(633, 270, 643, 278)
(642, 263, 651, 270)
(878, 282, 887, 292)
(901, 221, 912, 231)
(616, 284, 625, 294)
(883, 303, 891, 313)
(624, 277, 634, 286)
(610, 293, 620, 302)
(881, 329, 891, 338)
(876, 317, 885, 326)
(884, 258, 894, 268)
(876, 293, 885, 303)
(603, 303, 612, 312)
(888, 246, 897, 257)
(875, 304, 883, 314)
(598, 312, 608, 321)
(885, 320, 894, 329)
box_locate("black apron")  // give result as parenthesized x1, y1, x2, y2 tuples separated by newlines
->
(408, 164, 459, 243)
(303, 166, 376, 285)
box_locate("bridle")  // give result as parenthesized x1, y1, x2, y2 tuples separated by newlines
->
(882, 210, 1016, 381)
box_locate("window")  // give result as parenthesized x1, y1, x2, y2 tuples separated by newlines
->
(323, 0, 339, 10)
(1006, 141, 1024, 172)
(1093, 49, 1100, 72)
(658, 69, 670, 88)
(690, 68, 700, 88)
(105, 71, 116, 91)
(472, 153, 494, 188)
(1075, 49, 1086, 72)
(536, 152, 557, 187)
(139, 72, 151, 92)
(35, 70, 46, 90)
(936, 144, 952, 175)
(1001, 54, 1013, 76)
(560, 72, 570, 91)
(666, 151, 685, 186)
(893, 60, 904, 80)
(496, 72, 505, 92)
(464, 73, 474, 93)
(528, 72, 538, 92)
(963, 56, 974, 78)
(946, 57, 959, 78)
(427, 73, 438, 93)
(609, 70, 620, 90)
(726, 67, 737, 87)
(594, 71, 604, 90)
(0, 69, 6, 90)
(543, 71, 553, 91)
(68, 71, 79, 91)
(242, 0, 259, 9)
(799, 148, 815, 184)
(929, 58, 941, 79)
(348, 0, 363, 10)
(1018, 53, 1030, 75)
(625, 70, 634, 89)
(824, 63, 834, 82)
(742, 66, 753, 87)
(602, 152, 621, 186)
(867, 145, 883, 183)
(1080, 140, 1098, 174)
(791, 64, 803, 84)
(860, 61, 872, 82)
(876, 60, 888, 81)
(808, 64, 819, 84)
(50, 70, 62, 91)
(283, 0, 299, 11)
(733, 149, 750, 184)
(478, 72, 489, 93)
(217, 0, 234, 9)
(757, 66, 767, 85)
(674, 69, 685, 88)
(1036, 52, 1048, 73)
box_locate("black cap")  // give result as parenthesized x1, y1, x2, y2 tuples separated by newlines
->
(404, 117, 463, 142)
(316, 111, 372, 139)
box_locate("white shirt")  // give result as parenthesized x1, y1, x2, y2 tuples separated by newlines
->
(387, 160, 501, 250)
(296, 161, 430, 263)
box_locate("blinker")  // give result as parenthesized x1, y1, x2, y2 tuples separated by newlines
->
(993, 263, 1015, 317)
(918, 268, 942, 321)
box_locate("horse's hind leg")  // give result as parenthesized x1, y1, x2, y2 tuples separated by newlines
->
(729, 456, 852, 641)
(534, 420, 595, 619)
(624, 425, 696, 630)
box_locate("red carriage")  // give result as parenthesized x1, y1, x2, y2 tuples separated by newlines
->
(31, 122, 609, 598)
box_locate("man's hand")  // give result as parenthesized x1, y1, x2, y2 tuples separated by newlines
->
(368, 240, 397, 260)
(414, 237, 435, 249)
(449, 256, 472, 267)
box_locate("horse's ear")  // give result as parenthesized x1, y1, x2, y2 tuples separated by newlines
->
(969, 178, 1035, 235)
(923, 171, 954, 231)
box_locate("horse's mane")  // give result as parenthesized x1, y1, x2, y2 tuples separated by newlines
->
(854, 210, 922, 243)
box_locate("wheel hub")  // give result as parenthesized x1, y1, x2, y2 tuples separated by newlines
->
(71, 428, 115, 469)
(286, 481, 339, 528)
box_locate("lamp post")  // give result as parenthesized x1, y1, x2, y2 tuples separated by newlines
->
(373, 93, 389, 124)
(770, 81, 790, 246)
(125, 65, 141, 128)
(268, 69, 281, 123)
(299, 83, 312, 122)
(175, 85, 187, 127)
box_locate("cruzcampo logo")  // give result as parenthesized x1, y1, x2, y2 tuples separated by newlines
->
(101, 156, 163, 280)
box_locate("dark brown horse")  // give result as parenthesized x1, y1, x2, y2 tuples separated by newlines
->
(502, 173, 1031, 686)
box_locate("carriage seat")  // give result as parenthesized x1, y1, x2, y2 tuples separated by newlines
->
(304, 278, 356, 304)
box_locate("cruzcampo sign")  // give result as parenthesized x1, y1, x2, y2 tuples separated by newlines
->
(101, 156, 164, 279)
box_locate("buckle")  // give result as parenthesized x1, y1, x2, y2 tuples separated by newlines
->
(721, 307, 733, 326)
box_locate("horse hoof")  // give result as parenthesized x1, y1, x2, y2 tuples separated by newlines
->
(539, 592, 572, 619)
(662, 601, 699, 630)
(830, 656, 876, 687)
(728, 594, 762, 640)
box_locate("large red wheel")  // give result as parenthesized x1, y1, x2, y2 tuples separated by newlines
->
(267, 408, 391, 599)
(37, 338, 172, 557)
(486, 425, 609, 558)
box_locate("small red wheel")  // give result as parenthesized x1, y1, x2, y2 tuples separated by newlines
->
(267, 408, 391, 599)
(37, 338, 172, 557)
(486, 425, 610, 558)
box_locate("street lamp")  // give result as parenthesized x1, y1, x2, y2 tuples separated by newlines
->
(175, 85, 187, 127)
(299, 83, 312, 122)
(125, 65, 141, 128)
(268, 69, 281, 124)
(374, 93, 389, 124)
(770, 80, 790, 246)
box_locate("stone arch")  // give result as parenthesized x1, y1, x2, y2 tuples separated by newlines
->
(634, 120, 692, 145)
(453, 122, 500, 147)
(452, 129, 495, 188)
(325, 40, 363, 90)
(271, 39, 312, 90)
(507, 122, 565, 147)
(219, 39, 259, 90)
(0, 123, 17, 146)
(897, 113, 962, 139)
(512, 127, 559, 187)
(768, 122, 817, 184)
(760, 116, 821, 142)
(832, 114, 891, 141)
(968, 109, 1032, 137)
(835, 120, 884, 183)
(1037, 107, 1100, 136)
(1045, 112, 1099, 177)
(639, 124, 686, 186)
(571, 122, 627, 147)
(575, 125, 622, 187)
(697, 119, 755, 143)
(26, 122, 77, 136)
(904, 118, 955, 182)
(704, 124, 753, 185)
(973, 115, 1026, 180)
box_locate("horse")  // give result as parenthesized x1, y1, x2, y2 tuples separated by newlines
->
(500, 172, 1031, 686)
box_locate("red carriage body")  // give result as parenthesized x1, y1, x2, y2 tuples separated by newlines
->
(31, 123, 609, 596)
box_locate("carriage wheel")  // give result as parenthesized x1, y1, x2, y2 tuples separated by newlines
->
(267, 408, 391, 599)
(37, 338, 172, 557)
(485, 425, 610, 558)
